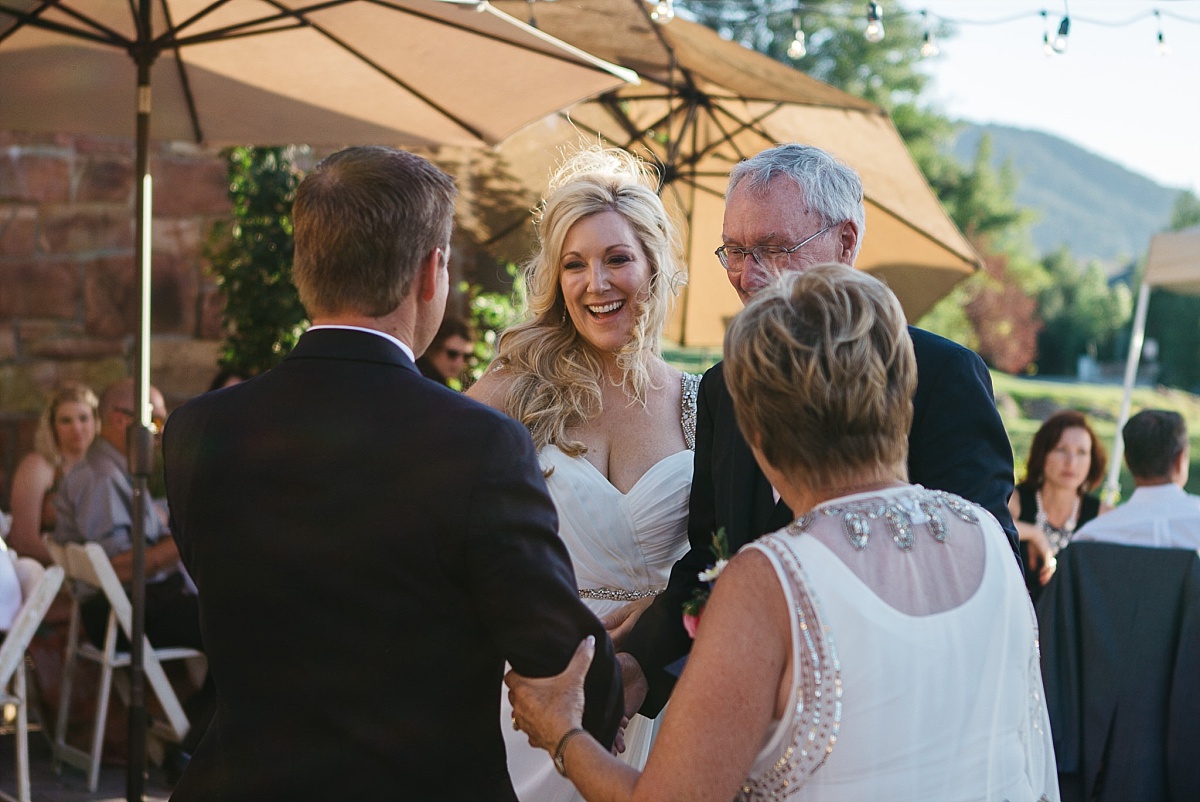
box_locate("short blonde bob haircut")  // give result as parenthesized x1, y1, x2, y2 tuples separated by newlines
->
(724, 264, 916, 491)
(33, 382, 99, 464)
(492, 148, 685, 455)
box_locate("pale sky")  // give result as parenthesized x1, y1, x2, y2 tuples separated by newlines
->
(902, 0, 1200, 193)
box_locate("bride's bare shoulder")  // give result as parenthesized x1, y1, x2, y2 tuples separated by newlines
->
(466, 365, 516, 411)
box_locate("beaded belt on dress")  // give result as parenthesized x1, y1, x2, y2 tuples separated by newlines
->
(578, 587, 662, 601)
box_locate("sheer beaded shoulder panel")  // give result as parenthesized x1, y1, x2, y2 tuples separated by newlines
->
(681, 372, 700, 451)
(736, 536, 842, 800)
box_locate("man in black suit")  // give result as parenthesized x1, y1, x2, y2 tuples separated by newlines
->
(162, 146, 622, 801)
(620, 143, 1018, 716)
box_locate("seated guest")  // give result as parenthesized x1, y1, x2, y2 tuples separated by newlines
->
(506, 265, 1058, 801)
(1074, 408, 1200, 549)
(53, 377, 210, 765)
(416, 316, 475, 387)
(1009, 410, 1110, 598)
(7, 383, 99, 564)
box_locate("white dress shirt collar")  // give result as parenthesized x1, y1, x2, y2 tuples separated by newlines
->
(307, 325, 415, 364)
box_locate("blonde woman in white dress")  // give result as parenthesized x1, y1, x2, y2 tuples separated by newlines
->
(469, 148, 697, 801)
(505, 265, 1058, 802)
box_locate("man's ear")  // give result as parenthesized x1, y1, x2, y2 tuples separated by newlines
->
(416, 247, 444, 303)
(837, 220, 860, 265)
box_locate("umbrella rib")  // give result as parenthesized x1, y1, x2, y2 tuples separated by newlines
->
(0, 0, 129, 46)
(162, 0, 342, 47)
(158, 0, 204, 142)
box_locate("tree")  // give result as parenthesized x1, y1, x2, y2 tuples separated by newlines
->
(1035, 247, 1132, 376)
(206, 147, 307, 376)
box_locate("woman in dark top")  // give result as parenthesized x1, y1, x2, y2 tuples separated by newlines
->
(1009, 410, 1109, 600)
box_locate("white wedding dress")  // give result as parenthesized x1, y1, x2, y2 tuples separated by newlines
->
(501, 373, 699, 801)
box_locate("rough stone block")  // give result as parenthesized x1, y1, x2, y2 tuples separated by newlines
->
(0, 258, 80, 319)
(0, 205, 39, 257)
(29, 336, 127, 360)
(150, 251, 198, 335)
(152, 336, 221, 405)
(0, 148, 71, 204)
(77, 157, 135, 204)
(41, 205, 134, 255)
(0, 328, 16, 361)
(84, 255, 138, 338)
(153, 156, 229, 217)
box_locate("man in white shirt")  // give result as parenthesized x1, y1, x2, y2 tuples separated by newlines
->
(1075, 409, 1200, 550)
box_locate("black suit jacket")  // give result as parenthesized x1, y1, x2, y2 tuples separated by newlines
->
(163, 329, 622, 802)
(625, 326, 1018, 714)
(1037, 542, 1200, 802)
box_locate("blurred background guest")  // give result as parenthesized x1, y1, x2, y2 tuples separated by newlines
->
(1075, 409, 1200, 549)
(1009, 410, 1109, 599)
(5, 382, 99, 564)
(416, 316, 475, 388)
(506, 265, 1057, 801)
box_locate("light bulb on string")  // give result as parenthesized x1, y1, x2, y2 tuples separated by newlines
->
(864, 2, 884, 43)
(1156, 10, 1172, 56)
(650, 0, 674, 24)
(919, 11, 938, 58)
(788, 12, 807, 59)
(1052, 15, 1070, 54)
(1041, 11, 1054, 56)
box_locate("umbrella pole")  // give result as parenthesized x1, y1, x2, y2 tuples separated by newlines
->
(127, 2, 155, 797)
(1104, 280, 1151, 506)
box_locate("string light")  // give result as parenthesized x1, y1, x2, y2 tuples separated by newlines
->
(1052, 14, 1070, 53)
(650, 0, 674, 24)
(865, 2, 885, 43)
(1041, 10, 1055, 56)
(788, 10, 807, 59)
(919, 10, 939, 57)
(1156, 9, 1172, 55)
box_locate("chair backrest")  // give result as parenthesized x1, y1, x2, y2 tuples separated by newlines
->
(1037, 541, 1200, 800)
(48, 541, 193, 739)
(0, 557, 64, 687)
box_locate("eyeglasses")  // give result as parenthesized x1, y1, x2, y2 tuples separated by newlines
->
(115, 406, 166, 435)
(715, 223, 836, 272)
(443, 348, 473, 361)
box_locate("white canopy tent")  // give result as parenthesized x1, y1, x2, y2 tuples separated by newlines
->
(1104, 224, 1200, 502)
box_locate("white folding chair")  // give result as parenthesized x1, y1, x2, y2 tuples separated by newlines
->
(0, 555, 65, 802)
(44, 540, 205, 792)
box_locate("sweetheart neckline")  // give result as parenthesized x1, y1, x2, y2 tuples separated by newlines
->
(542, 445, 692, 498)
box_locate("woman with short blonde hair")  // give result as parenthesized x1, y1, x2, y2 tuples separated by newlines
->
(506, 264, 1057, 802)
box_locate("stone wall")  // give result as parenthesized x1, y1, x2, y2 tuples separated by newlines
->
(0, 131, 231, 507)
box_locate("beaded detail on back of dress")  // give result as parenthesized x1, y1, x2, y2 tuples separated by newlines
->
(736, 486, 1060, 801)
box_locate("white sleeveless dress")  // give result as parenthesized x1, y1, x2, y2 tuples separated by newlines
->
(739, 486, 1059, 801)
(501, 373, 699, 802)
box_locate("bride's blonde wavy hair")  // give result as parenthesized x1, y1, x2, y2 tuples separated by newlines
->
(493, 148, 686, 455)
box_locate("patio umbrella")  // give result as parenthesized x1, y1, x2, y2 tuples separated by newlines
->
(1103, 224, 1200, 503)
(486, 0, 980, 346)
(0, 1, 634, 796)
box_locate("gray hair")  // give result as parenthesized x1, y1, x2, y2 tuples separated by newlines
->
(728, 144, 866, 261)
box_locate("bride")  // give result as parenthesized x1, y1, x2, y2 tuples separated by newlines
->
(468, 148, 696, 801)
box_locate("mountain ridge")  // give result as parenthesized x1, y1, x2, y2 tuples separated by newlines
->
(948, 122, 1182, 265)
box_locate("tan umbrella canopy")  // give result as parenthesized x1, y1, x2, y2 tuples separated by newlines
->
(0, 0, 637, 147)
(483, 0, 980, 346)
(0, 3, 635, 796)
(1104, 224, 1200, 501)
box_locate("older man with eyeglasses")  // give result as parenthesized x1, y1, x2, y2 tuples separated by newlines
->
(616, 143, 1019, 718)
(54, 376, 211, 775)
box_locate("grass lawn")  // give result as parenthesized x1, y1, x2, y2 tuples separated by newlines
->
(665, 344, 1200, 500)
